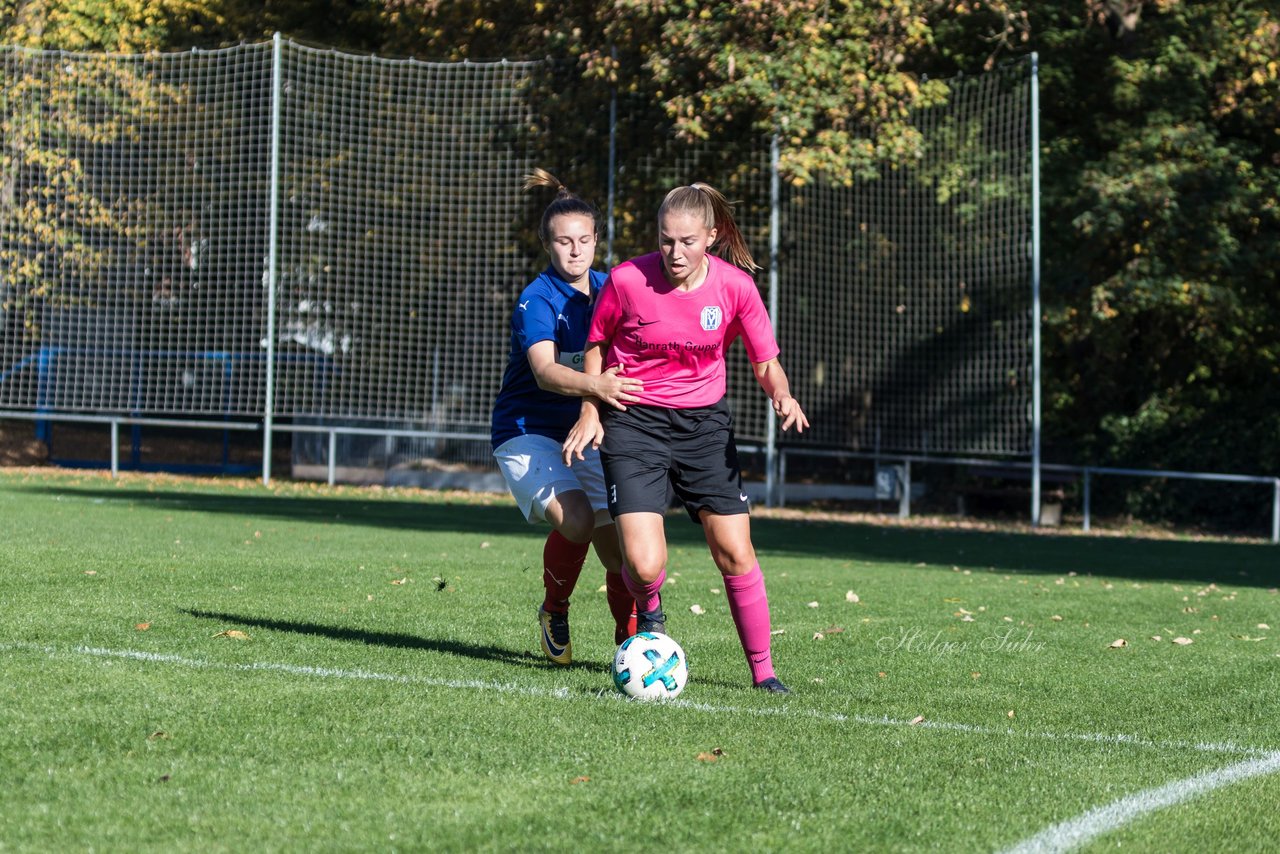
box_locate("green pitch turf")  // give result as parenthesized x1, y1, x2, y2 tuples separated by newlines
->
(1, 470, 1277, 852)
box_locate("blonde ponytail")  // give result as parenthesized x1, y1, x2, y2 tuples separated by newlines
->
(658, 183, 759, 272)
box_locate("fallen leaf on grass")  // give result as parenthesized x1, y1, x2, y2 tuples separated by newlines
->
(689, 604, 706, 615)
(213, 630, 249, 640)
(1007, 710, 1016, 719)
(770, 629, 786, 636)
(84, 570, 97, 576)
(812, 632, 825, 641)
(1259, 623, 1271, 630)
(910, 715, 926, 725)
(878, 672, 888, 678)
(846, 591, 860, 603)
(1150, 635, 1162, 642)
(135, 623, 151, 631)
(696, 747, 726, 762)
(148, 731, 169, 741)
(570, 776, 590, 785)
(1051, 615, 1063, 622)
(480, 542, 491, 549)
(822, 626, 845, 635)
(1231, 635, 1267, 642)
(1108, 638, 1128, 648)
(806, 601, 820, 608)
(1172, 637, 1193, 645)
(390, 578, 408, 585)
(971, 672, 981, 679)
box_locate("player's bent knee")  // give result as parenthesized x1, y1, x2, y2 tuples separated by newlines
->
(557, 512, 595, 544)
(710, 545, 757, 576)
(625, 558, 665, 584)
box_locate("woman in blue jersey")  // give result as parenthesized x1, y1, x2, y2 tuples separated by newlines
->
(491, 169, 641, 664)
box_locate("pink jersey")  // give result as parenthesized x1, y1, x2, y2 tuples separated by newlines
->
(588, 252, 780, 408)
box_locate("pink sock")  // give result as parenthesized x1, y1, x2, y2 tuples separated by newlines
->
(542, 530, 589, 614)
(723, 564, 775, 684)
(622, 565, 666, 614)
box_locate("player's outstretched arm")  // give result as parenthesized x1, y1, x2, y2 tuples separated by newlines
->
(527, 340, 642, 410)
(562, 342, 609, 464)
(562, 402, 604, 465)
(752, 357, 809, 434)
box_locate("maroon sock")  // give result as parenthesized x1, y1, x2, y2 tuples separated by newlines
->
(542, 529, 589, 614)
(605, 570, 638, 641)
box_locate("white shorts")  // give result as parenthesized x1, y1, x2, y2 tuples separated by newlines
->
(493, 433, 609, 524)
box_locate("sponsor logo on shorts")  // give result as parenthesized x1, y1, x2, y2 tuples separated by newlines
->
(700, 306, 722, 331)
(740, 492, 749, 502)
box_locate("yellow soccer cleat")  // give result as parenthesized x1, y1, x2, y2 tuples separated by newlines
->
(538, 606, 572, 665)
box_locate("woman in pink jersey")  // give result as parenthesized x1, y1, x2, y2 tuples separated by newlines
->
(563, 183, 808, 693)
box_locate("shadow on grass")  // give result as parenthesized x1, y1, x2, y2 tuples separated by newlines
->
(16, 483, 1279, 588)
(21, 485, 532, 537)
(180, 607, 747, 692)
(181, 607, 602, 674)
(748, 515, 1280, 588)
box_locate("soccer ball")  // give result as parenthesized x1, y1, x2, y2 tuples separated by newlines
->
(612, 631, 689, 701)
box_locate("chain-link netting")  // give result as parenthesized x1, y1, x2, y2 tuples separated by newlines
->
(780, 63, 1033, 454)
(0, 39, 1032, 460)
(0, 43, 274, 416)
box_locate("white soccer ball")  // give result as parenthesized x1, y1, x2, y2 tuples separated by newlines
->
(612, 631, 689, 701)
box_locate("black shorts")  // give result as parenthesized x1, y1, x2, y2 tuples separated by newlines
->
(599, 399, 749, 524)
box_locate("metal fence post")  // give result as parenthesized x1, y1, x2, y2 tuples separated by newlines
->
(262, 32, 283, 485)
(110, 420, 120, 477)
(764, 132, 781, 506)
(1273, 478, 1279, 544)
(1082, 468, 1091, 532)
(606, 44, 617, 269)
(899, 459, 911, 519)
(1030, 52, 1042, 527)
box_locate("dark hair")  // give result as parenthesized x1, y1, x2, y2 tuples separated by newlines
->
(658, 183, 758, 271)
(524, 168, 600, 245)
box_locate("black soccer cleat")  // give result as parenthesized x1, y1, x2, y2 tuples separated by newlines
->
(754, 676, 790, 694)
(635, 603, 666, 636)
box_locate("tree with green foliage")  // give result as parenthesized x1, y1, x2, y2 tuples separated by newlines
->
(1018, 1, 1278, 524)
(7, 0, 1277, 528)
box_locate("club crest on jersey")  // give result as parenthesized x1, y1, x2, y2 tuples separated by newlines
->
(700, 306, 723, 331)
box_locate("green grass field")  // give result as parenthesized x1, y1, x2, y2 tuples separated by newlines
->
(2, 470, 1278, 852)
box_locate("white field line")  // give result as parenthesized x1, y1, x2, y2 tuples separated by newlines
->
(1000, 750, 1280, 854)
(2, 641, 1274, 760)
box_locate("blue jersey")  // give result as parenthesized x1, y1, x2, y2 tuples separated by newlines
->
(491, 267, 607, 448)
